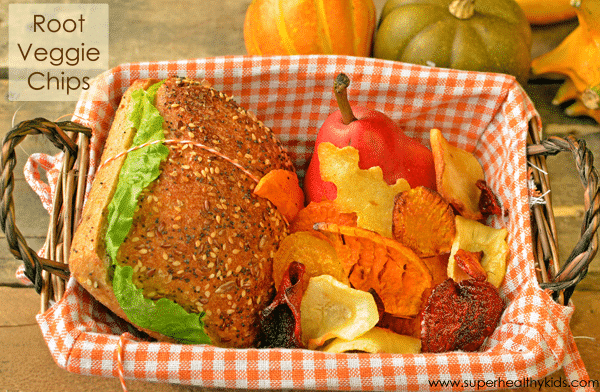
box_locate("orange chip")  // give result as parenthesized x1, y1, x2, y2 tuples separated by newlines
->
(377, 253, 448, 339)
(392, 186, 456, 257)
(422, 253, 450, 287)
(289, 200, 358, 235)
(430, 128, 484, 220)
(254, 169, 304, 222)
(314, 223, 432, 317)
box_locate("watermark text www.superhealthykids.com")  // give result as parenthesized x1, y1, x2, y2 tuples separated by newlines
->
(8, 4, 108, 101)
(429, 376, 599, 390)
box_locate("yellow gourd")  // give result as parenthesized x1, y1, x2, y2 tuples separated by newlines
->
(531, 0, 600, 122)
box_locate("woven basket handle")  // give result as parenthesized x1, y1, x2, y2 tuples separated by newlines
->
(527, 135, 600, 300)
(0, 118, 91, 293)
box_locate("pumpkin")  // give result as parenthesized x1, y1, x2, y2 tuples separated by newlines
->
(531, 0, 600, 122)
(243, 0, 376, 56)
(515, 0, 577, 25)
(373, 0, 532, 85)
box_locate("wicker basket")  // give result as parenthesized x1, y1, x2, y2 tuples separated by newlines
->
(1, 56, 599, 390)
(2, 118, 598, 309)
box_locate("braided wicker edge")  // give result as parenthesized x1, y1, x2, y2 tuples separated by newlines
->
(527, 120, 600, 304)
(0, 118, 597, 309)
(0, 118, 90, 308)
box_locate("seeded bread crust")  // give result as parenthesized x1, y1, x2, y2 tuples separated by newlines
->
(69, 77, 294, 347)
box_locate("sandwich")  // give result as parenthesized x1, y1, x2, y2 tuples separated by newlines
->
(69, 77, 295, 348)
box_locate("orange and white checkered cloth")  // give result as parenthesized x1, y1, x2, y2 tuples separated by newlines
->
(23, 55, 593, 391)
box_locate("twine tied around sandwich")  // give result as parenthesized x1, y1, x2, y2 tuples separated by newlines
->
(97, 139, 261, 184)
(117, 333, 128, 392)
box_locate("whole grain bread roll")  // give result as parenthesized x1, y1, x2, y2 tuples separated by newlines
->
(69, 77, 294, 348)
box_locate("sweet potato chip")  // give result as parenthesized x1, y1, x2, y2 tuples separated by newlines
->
(254, 169, 304, 222)
(392, 186, 456, 257)
(430, 128, 484, 220)
(289, 200, 357, 235)
(448, 216, 509, 288)
(314, 222, 432, 317)
(318, 142, 410, 238)
(273, 232, 349, 292)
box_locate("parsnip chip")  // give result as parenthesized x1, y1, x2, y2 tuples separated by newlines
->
(430, 128, 484, 220)
(314, 222, 432, 317)
(392, 186, 456, 257)
(321, 327, 421, 354)
(318, 142, 410, 238)
(448, 216, 509, 287)
(301, 275, 379, 349)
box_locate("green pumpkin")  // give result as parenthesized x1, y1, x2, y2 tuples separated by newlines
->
(373, 0, 532, 85)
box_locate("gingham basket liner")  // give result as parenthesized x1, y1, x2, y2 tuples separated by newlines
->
(22, 55, 593, 391)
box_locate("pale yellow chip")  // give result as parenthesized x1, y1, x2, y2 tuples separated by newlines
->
(430, 128, 484, 220)
(447, 215, 509, 287)
(318, 142, 410, 237)
(321, 327, 421, 354)
(300, 275, 379, 350)
(273, 231, 349, 292)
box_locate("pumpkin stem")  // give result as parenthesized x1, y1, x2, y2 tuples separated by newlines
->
(449, 0, 475, 19)
(334, 73, 357, 125)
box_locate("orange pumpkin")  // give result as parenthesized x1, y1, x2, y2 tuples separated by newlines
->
(243, 0, 376, 56)
(515, 0, 577, 25)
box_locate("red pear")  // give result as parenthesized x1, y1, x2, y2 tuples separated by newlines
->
(304, 73, 436, 203)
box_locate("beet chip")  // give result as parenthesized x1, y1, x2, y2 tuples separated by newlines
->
(421, 278, 505, 353)
(476, 180, 506, 218)
(454, 249, 487, 282)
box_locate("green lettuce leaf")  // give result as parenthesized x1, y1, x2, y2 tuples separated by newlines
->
(105, 81, 210, 345)
(113, 265, 210, 344)
(105, 82, 168, 262)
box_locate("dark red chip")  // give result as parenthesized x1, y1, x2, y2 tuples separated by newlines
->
(421, 278, 505, 353)
(454, 249, 487, 281)
(477, 180, 506, 218)
(257, 261, 306, 349)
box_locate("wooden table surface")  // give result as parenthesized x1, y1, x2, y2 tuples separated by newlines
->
(0, 0, 598, 391)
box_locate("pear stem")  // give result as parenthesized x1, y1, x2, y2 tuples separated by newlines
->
(334, 73, 357, 125)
